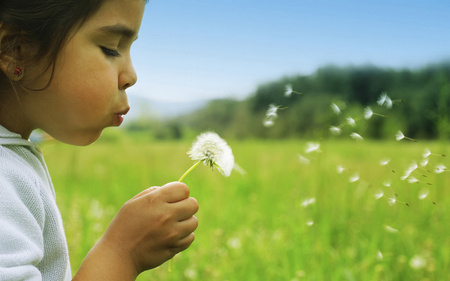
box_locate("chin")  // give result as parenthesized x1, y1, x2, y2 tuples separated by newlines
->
(55, 130, 103, 146)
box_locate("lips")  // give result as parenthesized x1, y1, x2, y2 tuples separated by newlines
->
(114, 107, 130, 126)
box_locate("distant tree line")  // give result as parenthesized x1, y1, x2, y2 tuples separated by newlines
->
(125, 61, 450, 140)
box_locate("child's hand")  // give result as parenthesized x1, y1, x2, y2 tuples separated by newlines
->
(74, 182, 199, 280)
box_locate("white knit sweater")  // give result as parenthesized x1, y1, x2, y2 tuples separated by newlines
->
(0, 126, 71, 281)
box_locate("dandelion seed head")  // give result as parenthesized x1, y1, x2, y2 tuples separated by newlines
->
(395, 130, 405, 141)
(188, 132, 234, 177)
(350, 132, 363, 141)
(364, 107, 374, 119)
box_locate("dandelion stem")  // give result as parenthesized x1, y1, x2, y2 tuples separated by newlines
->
(178, 160, 202, 182)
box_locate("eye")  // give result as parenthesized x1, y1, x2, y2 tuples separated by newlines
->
(100, 46, 120, 57)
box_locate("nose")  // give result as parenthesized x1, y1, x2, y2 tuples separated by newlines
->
(119, 58, 138, 90)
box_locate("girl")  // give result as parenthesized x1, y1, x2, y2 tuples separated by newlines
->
(0, 0, 199, 280)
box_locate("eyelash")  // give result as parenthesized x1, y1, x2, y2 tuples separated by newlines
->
(100, 46, 120, 57)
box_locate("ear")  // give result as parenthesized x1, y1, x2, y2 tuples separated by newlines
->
(0, 23, 24, 81)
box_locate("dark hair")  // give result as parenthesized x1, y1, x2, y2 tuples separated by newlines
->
(0, 0, 108, 77)
(0, 0, 148, 88)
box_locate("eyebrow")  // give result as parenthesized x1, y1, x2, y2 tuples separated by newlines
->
(99, 24, 138, 41)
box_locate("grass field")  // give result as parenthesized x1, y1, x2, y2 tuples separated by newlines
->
(41, 131, 450, 280)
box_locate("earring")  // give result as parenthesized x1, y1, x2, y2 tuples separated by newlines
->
(13, 66, 23, 76)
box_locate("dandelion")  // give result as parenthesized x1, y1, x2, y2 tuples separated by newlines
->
(305, 142, 321, 153)
(350, 132, 363, 141)
(346, 117, 356, 127)
(284, 84, 303, 97)
(329, 126, 341, 135)
(179, 132, 235, 181)
(435, 164, 448, 174)
(395, 130, 417, 142)
(364, 107, 387, 119)
(331, 103, 341, 114)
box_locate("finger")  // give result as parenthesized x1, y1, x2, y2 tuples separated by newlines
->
(176, 215, 199, 237)
(132, 186, 160, 199)
(158, 182, 190, 203)
(172, 197, 199, 221)
(171, 232, 196, 254)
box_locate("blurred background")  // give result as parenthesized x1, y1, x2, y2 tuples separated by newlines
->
(123, 0, 450, 141)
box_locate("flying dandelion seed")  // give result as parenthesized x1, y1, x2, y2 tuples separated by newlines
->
(263, 119, 275, 127)
(377, 92, 393, 109)
(407, 177, 419, 184)
(387, 197, 397, 206)
(329, 126, 342, 135)
(395, 130, 417, 142)
(331, 103, 341, 114)
(423, 148, 446, 157)
(350, 132, 363, 141)
(336, 165, 346, 174)
(346, 117, 356, 127)
(301, 197, 316, 207)
(435, 164, 448, 174)
(266, 104, 279, 119)
(380, 158, 391, 166)
(298, 154, 310, 165)
(284, 84, 303, 97)
(383, 181, 391, 187)
(179, 131, 235, 181)
(374, 190, 384, 199)
(305, 142, 321, 153)
(364, 107, 374, 119)
(384, 225, 399, 233)
(377, 251, 384, 260)
(420, 158, 429, 167)
(418, 190, 429, 200)
(306, 220, 314, 226)
(349, 173, 360, 183)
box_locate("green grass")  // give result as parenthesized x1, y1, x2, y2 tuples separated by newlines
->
(41, 133, 450, 280)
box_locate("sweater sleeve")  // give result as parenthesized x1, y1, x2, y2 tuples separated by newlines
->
(0, 161, 46, 281)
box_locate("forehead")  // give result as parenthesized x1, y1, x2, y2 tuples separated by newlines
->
(81, 0, 145, 36)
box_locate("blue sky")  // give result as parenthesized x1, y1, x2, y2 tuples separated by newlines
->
(129, 0, 450, 103)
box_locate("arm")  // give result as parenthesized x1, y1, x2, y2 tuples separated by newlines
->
(73, 182, 199, 280)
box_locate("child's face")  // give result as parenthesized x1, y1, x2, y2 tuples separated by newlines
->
(22, 0, 145, 145)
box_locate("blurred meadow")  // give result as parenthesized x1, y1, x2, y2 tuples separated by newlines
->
(42, 129, 450, 280)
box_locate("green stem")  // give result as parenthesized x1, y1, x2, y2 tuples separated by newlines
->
(178, 160, 202, 182)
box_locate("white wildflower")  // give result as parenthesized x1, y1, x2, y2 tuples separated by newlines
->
(331, 103, 341, 114)
(364, 107, 373, 119)
(409, 255, 427, 270)
(186, 131, 234, 177)
(305, 142, 321, 153)
(350, 132, 363, 141)
(329, 126, 341, 135)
